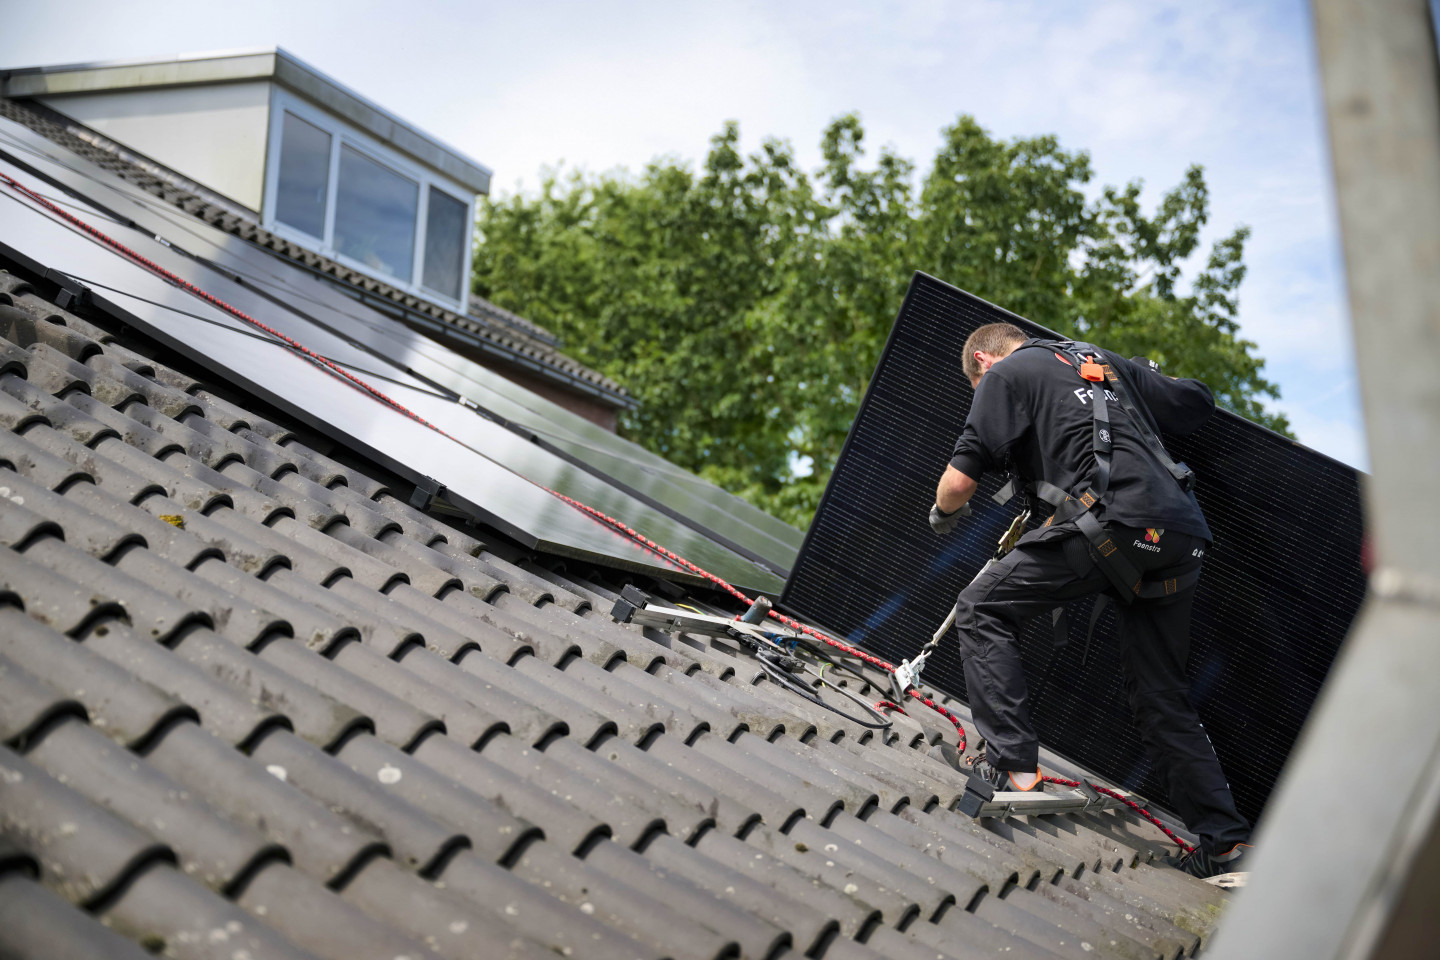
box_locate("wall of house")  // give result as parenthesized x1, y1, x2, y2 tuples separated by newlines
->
(40, 81, 272, 210)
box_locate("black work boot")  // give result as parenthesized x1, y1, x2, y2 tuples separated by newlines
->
(963, 754, 1046, 792)
(1165, 842, 1253, 879)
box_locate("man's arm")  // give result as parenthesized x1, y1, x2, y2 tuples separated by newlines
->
(936, 465, 979, 513)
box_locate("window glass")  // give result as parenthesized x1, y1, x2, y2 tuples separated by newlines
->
(334, 144, 418, 282)
(275, 112, 331, 238)
(422, 186, 469, 301)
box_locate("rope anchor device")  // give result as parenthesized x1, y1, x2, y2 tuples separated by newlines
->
(890, 506, 1033, 704)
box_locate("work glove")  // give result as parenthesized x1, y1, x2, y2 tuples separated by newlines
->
(929, 501, 970, 535)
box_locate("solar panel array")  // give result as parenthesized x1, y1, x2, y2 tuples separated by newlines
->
(0, 121, 792, 593)
(779, 272, 1367, 823)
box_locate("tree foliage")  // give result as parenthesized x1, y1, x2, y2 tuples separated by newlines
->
(474, 115, 1290, 528)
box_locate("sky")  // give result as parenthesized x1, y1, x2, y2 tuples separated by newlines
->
(0, 0, 1366, 468)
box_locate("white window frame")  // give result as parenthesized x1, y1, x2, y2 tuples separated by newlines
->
(260, 87, 474, 311)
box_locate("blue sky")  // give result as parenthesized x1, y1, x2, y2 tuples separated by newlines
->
(1, 0, 1364, 467)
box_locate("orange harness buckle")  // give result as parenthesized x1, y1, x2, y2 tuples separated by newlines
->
(1079, 361, 1105, 382)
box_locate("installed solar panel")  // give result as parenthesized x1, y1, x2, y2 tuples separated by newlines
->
(780, 272, 1366, 823)
(0, 118, 803, 575)
(1, 156, 783, 593)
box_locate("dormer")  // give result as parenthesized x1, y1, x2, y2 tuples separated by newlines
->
(4, 48, 490, 311)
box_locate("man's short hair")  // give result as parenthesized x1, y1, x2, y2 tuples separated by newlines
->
(962, 322, 1027, 383)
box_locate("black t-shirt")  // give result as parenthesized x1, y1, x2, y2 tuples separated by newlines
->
(949, 344, 1214, 541)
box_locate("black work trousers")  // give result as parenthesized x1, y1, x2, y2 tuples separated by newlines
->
(953, 524, 1251, 854)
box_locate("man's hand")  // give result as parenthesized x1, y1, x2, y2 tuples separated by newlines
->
(929, 501, 971, 535)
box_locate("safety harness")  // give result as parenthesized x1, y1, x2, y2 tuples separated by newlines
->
(994, 339, 1205, 658)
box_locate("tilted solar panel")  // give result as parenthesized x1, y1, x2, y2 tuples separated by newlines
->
(779, 272, 1366, 823)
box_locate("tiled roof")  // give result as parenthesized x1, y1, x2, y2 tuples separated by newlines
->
(0, 96, 633, 408)
(0, 268, 1231, 959)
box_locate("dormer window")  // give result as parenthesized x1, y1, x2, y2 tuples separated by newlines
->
(263, 92, 474, 307)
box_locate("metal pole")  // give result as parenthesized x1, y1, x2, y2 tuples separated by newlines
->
(1208, 1, 1440, 956)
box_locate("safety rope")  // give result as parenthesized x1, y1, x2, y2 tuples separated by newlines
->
(4, 170, 1191, 853)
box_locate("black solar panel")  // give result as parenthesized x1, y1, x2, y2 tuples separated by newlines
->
(780, 273, 1366, 823)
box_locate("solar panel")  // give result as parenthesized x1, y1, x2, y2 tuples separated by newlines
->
(780, 272, 1366, 823)
(2, 156, 784, 593)
(0, 117, 803, 576)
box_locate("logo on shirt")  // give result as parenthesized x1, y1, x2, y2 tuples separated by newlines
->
(1132, 528, 1164, 553)
(1073, 387, 1119, 406)
(1099, 428, 1110, 444)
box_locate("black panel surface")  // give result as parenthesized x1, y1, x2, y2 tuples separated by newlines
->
(780, 272, 1366, 823)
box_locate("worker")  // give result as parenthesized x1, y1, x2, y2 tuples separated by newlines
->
(928, 321, 1252, 879)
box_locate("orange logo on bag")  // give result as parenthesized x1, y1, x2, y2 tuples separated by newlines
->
(1144, 528, 1164, 543)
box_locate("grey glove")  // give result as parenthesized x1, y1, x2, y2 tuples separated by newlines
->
(929, 501, 971, 535)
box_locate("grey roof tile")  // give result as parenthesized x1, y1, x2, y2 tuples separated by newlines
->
(692, 732, 847, 824)
(273, 437, 385, 496)
(736, 734, 881, 815)
(234, 862, 431, 960)
(88, 354, 199, 417)
(0, 470, 141, 559)
(579, 838, 792, 960)
(644, 831, 840, 956)
(271, 518, 409, 591)
(63, 484, 221, 568)
(338, 857, 563, 960)
(333, 733, 540, 864)
(2, 375, 118, 444)
(646, 732, 802, 832)
(97, 861, 317, 960)
(82, 620, 287, 749)
(458, 649, 615, 747)
(432, 851, 661, 960)
(288, 480, 397, 538)
(249, 729, 465, 875)
(502, 842, 740, 960)
(169, 630, 372, 751)
(25, 719, 286, 895)
(917, 908, 1069, 960)
(188, 558, 352, 646)
(396, 647, 565, 746)
(563, 657, 710, 742)
(64, 394, 184, 458)
(234, 428, 346, 487)
(0, 651, 88, 745)
(409, 733, 609, 855)
(326, 525, 461, 593)
(0, 303, 103, 362)
(518, 656, 663, 744)
(386, 533, 507, 598)
(330, 642, 504, 748)
(0, 873, 156, 960)
(0, 745, 171, 907)
(123, 404, 246, 471)
(20, 344, 103, 400)
(0, 429, 98, 491)
(21, 538, 213, 641)
(689, 828, 883, 938)
(145, 721, 384, 884)
(0, 493, 62, 550)
(600, 735, 763, 838)
(0, 611, 194, 748)
(528, 735, 689, 845)
(374, 494, 481, 551)
(0, 543, 131, 637)
(206, 512, 347, 584)
(112, 548, 290, 647)
(255, 639, 443, 751)
(784, 816, 956, 923)
(651, 662, 789, 738)
(385, 581, 524, 659)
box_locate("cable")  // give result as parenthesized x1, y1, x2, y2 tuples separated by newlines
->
(1, 168, 1191, 854)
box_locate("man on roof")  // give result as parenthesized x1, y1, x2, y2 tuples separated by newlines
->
(928, 321, 1252, 879)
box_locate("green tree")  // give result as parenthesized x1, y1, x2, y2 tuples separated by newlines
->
(474, 114, 1290, 528)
